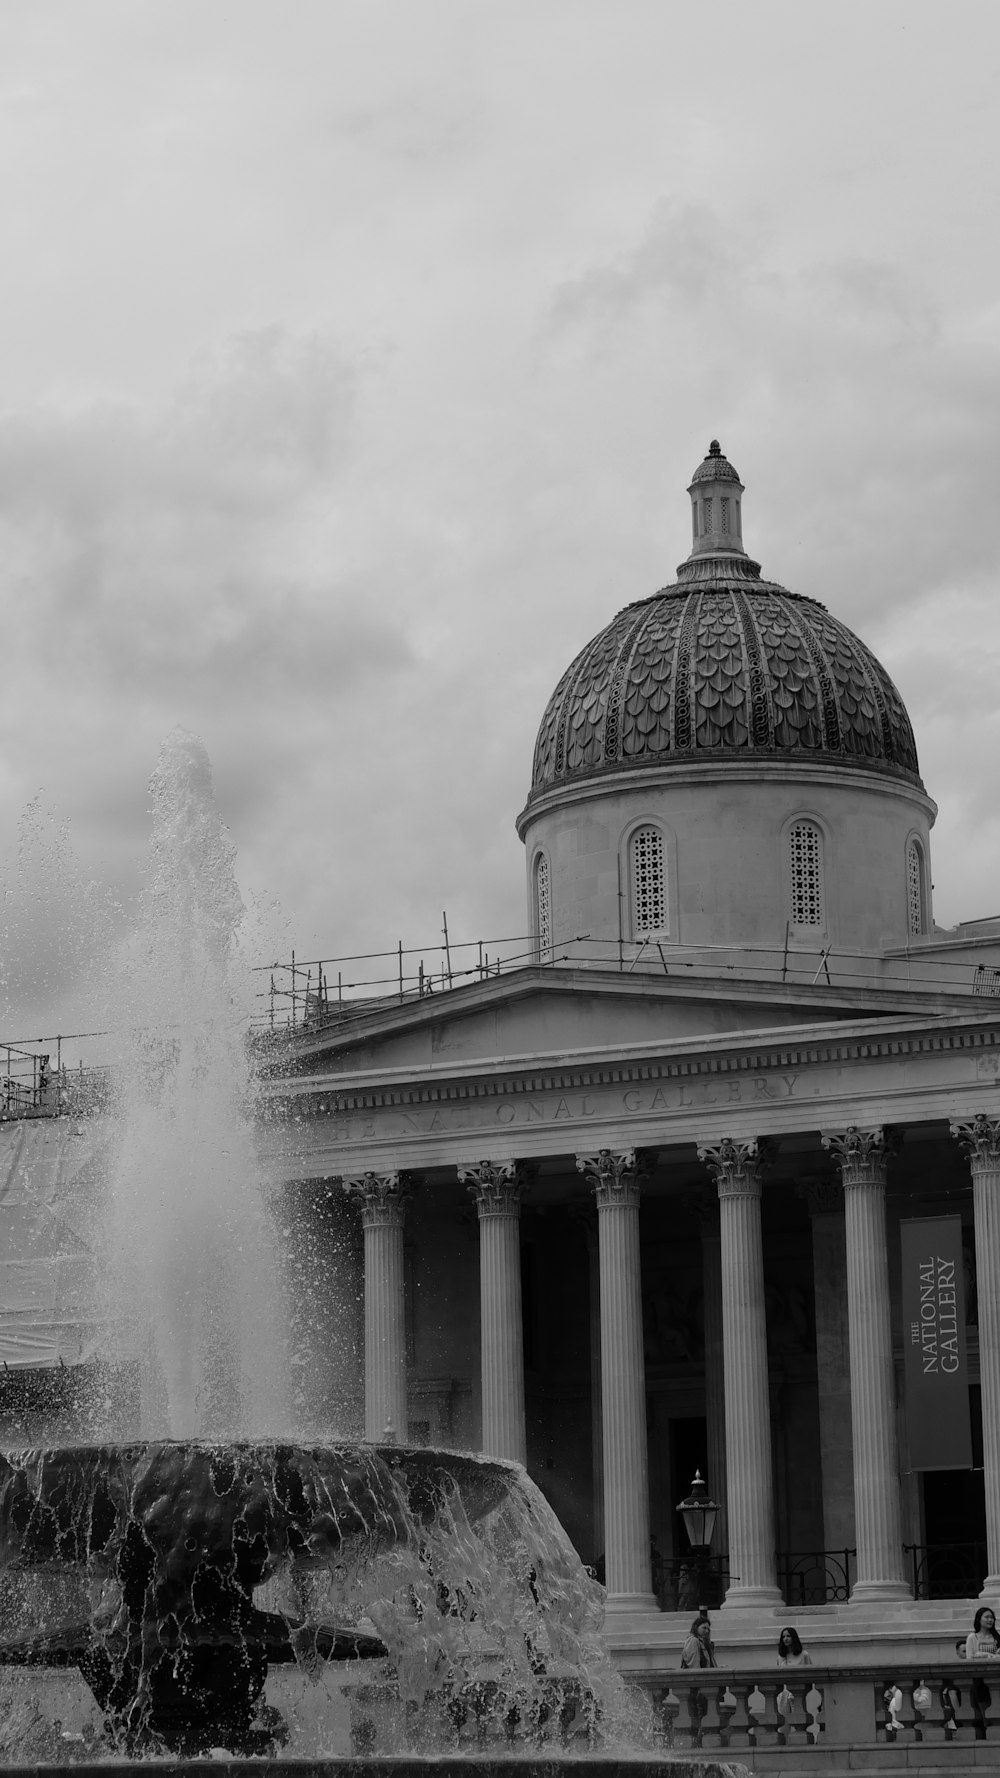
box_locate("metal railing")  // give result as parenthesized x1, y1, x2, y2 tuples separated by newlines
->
(904, 1540, 987, 1600)
(776, 1546, 855, 1605)
(253, 928, 1000, 1037)
(0, 1036, 112, 1122)
(659, 1549, 854, 1610)
(252, 927, 584, 1036)
(658, 1555, 729, 1612)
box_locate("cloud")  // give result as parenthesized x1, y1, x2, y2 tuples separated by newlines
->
(543, 198, 1000, 626)
(548, 202, 734, 334)
(0, 329, 422, 984)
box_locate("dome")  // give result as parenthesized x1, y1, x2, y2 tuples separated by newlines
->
(689, 438, 742, 484)
(527, 444, 921, 805)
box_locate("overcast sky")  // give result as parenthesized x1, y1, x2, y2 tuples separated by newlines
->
(1, 0, 999, 1045)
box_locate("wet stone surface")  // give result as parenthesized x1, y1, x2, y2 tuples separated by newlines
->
(0, 1441, 630, 1759)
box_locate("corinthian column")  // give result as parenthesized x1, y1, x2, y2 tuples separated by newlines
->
(343, 1171, 410, 1444)
(698, 1138, 780, 1606)
(821, 1127, 908, 1600)
(458, 1160, 527, 1464)
(951, 1114, 1000, 1594)
(576, 1149, 656, 1611)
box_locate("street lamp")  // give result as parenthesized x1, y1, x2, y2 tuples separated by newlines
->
(676, 1470, 720, 1608)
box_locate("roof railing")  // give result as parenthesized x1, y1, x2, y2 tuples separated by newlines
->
(252, 927, 1000, 1038)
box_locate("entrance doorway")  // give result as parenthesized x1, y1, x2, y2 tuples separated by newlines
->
(918, 1386, 986, 1598)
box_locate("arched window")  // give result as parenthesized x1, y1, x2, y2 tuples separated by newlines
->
(535, 854, 552, 957)
(631, 825, 667, 935)
(789, 820, 825, 927)
(907, 838, 925, 937)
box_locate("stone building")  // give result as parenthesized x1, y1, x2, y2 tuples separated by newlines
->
(258, 442, 1000, 1665)
(5, 441, 1000, 1675)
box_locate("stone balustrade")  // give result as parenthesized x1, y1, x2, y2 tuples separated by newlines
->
(653, 1664, 1000, 1753)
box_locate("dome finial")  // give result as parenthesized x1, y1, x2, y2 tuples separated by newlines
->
(682, 439, 747, 572)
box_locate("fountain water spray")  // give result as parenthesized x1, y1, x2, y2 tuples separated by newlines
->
(0, 736, 658, 1761)
(102, 731, 287, 1440)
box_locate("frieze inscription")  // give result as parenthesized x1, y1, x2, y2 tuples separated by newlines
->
(304, 1072, 805, 1145)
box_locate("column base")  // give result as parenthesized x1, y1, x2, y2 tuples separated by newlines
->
(603, 1592, 659, 1614)
(850, 1579, 913, 1603)
(980, 1576, 1000, 1599)
(722, 1585, 783, 1609)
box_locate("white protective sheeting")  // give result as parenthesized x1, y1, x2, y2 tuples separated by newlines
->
(0, 1118, 115, 1369)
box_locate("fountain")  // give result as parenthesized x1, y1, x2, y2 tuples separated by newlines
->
(0, 1439, 619, 1758)
(0, 735, 660, 1763)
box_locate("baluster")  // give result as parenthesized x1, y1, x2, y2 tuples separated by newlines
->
(971, 1669, 994, 1741)
(772, 1677, 790, 1746)
(911, 1676, 939, 1743)
(879, 1677, 907, 1741)
(805, 1680, 823, 1743)
(658, 1686, 680, 1745)
(685, 1681, 707, 1747)
(729, 1680, 756, 1747)
(778, 1673, 808, 1739)
(877, 1678, 892, 1740)
(701, 1682, 726, 1746)
(749, 1680, 782, 1745)
(717, 1684, 737, 1747)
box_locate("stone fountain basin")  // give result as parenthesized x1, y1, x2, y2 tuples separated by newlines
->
(0, 1440, 600, 1756)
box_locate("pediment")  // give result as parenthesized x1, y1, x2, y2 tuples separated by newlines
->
(271, 964, 939, 1080)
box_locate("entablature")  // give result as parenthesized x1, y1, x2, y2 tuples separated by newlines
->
(256, 1009, 1000, 1184)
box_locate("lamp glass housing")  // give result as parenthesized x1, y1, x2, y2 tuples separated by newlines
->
(677, 1470, 719, 1552)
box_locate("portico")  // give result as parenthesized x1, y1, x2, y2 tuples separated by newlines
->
(259, 971, 1000, 1661)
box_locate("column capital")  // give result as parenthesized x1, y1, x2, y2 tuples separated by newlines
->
(576, 1148, 647, 1207)
(821, 1126, 894, 1186)
(457, 1159, 527, 1216)
(951, 1112, 1000, 1173)
(797, 1175, 845, 1215)
(343, 1170, 412, 1228)
(698, 1136, 767, 1198)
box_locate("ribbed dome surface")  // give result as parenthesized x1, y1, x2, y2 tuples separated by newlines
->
(529, 577, 921, 800)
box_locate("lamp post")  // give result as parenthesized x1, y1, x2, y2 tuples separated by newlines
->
(676, 1470, 720, 1609)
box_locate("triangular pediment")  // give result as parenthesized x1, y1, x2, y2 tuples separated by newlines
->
(264, 964, 963, 1080)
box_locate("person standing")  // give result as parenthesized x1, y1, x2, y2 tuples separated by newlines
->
(966, 1606, 1000, 1662)
(965, 1606, 999, 1737)
(680, 1615, 717, 1669)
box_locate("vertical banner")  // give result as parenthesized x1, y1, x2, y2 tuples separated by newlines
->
(900, 1215, 972, 1471)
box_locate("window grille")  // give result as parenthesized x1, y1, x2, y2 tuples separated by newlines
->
(720, 496, 730, 534)
(536, 855, 552, 956)
(906, 839, 924, 937)
(974, 966, 1000, 998)
(789, 821, 824, 927)
(631, 826, 667, 934)
(702, 497, 713, 534)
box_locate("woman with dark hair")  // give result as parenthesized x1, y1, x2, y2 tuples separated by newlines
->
(965, 1607, 999, 1735)
(777, 1625, 819, 1741)
(967, 1606, 1000, 1662)
(777, 1627, 812, 1666)
(679, 1614, 717, 1669)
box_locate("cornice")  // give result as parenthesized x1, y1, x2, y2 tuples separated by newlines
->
(883, 934, 1000, 960)
(517, 757, 936, 837)
(265, 963, 968, 1073)
(258, 1009, 1000, 1121)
